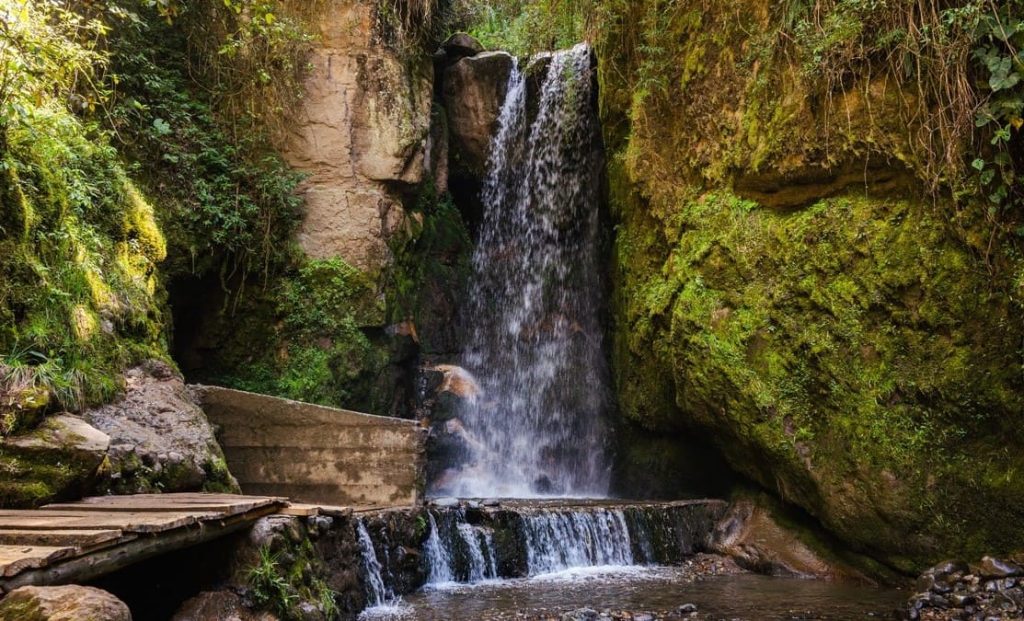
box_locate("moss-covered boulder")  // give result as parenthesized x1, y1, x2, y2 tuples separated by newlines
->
(0, 585, 131, 621)
(596, 0, 1024, 572)
(0, 414, 110, 508)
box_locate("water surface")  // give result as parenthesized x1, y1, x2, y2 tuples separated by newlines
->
(361, 567, 905, 620)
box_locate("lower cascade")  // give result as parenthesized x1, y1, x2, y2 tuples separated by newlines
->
(417, 502, 719, 587)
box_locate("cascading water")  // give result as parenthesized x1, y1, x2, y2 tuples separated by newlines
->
(417, 502, 708, 588)
(356, 520, 394, 608)
(447, 42, 610, 498)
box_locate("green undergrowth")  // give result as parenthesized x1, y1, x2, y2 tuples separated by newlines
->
(387, 181, 472, 355)
(449, 0, 596, 55)
(0, 2, 168, 415)
(196, 258, 392, 412)
(249, 542, 338, 621)
(106, 1, 308, 284)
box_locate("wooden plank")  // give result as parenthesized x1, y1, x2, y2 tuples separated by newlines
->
(43, 497, 278, 516)
(0, 529, 127, 548)
(0, 511, 220, 533)
(277, 504, 320, 517)
(0, 546, 75, 578)
(0, 505, 273, 591)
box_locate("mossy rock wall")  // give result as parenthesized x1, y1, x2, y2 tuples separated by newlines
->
(596, 0, 1024, 572)
(0, 105, 169, 413)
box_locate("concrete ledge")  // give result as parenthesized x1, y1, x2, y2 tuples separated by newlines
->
(193, 387, 427, 507)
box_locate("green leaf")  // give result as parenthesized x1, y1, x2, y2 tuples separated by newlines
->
(972, 158, 986, 171)
(152, 117, 172, 136)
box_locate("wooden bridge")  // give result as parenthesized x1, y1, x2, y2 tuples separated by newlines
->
(0, 493, 345, 594)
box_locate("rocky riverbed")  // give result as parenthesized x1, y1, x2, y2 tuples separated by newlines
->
(907, 557, 1024, 621)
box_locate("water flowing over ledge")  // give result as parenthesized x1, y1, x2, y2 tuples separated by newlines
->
(438, 42, 611, 499)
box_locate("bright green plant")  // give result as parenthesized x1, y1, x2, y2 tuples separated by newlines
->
(970, 3, 1024, 218)
(248, 545, 297, 616)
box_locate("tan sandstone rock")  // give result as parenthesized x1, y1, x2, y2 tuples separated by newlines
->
(0, 585, 131, 621)
(278, 1, 435, 271)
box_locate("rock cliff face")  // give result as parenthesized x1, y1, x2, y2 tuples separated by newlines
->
(279, 0, 436, 271)
(595, 0, 1024, 572)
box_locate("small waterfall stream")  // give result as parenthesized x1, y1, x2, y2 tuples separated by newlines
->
(356, 519, 395, 608)
(448, 43, 610, 498)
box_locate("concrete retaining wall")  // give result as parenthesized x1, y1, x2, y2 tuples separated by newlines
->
(194, 387, 426, 507)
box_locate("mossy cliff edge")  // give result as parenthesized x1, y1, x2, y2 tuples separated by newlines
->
(595, 0, 1024, 573)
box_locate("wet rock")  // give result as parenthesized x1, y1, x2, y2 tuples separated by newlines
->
(441, 33, 484, 59)
(677, 603, 698, 614)
(431, 496, 460, 508)
(83, 361, 238, 495)
(172, 591, 278, 621)
(562, 608, 599, 621)
(0, 414, 109, 507)
(908, 557, 1024, 620)
(442, 52, 516, 176)
(0, 585, 131, 621)
(710, 499, 864, 580)
(973, 556, 1024, 579)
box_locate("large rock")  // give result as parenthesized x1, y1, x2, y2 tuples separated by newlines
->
(0, 380, 49, 438)
(278, 2, 436, 271)
(440, 33, 484, 59)
(442, 52, 516, 176)
(81, 361, 238, 495)
(0, 585, 131, 621)
(596, 0, 1024, 571)
(0, 414, 109, 507)
(710, 500, 870, 580)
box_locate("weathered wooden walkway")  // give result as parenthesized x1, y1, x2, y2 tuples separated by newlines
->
(0, 493, 295, 594)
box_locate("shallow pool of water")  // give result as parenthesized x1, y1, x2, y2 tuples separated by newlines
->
(359, 566, 905, 620)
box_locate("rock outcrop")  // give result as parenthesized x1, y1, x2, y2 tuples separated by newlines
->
(278, 2, 436, 271)
(0, 585, 132, 621)
(82, 361, 238, 495)
(0, 361, 237, 507)
(0, 414, 109, 507)
(442, 51, 515, 176)
(595, 0, 1024, 571)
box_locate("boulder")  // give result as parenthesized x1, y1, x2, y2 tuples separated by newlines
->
(0, 585, 131, 621)
(172, 591, 277, 621)
(0, 380, 49, 438)
(0, 414, 109, 507)
(710, 500, 869, 581)
(443, 52, 516, 176)
(441, 33, 484, 59)
(81, 360, 238, 495)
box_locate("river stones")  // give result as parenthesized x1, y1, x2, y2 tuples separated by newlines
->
(908, 556, 1024, 620)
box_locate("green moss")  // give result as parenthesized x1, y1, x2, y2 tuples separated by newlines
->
(194, 258, 392, 413)
(598, 0, 1024, 573)
(610, 183, 1024, 571)
(386, 182, 472, 355)
(0, 104, 169, 412)
(248, 540, 338, 621)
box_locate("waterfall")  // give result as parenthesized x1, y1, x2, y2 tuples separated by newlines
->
(424, 511, 455, 584)
(520, 508, 634, 575)
(450, 42, 610, 498)
(415, 502, 702, 587)
(356, 520, 393, 608)
(424, 509, 498, 585)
